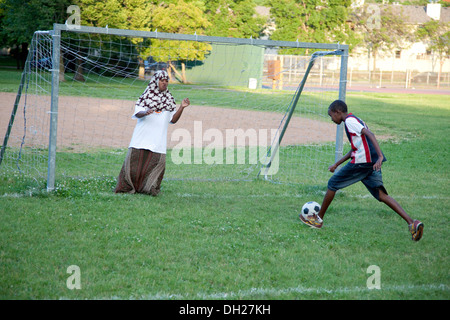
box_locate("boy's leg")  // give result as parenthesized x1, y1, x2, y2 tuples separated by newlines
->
(364, 174, 424, 241)
(302, 163, 377, 228)
(319, 163, 369, 220)
(318, 188, 336, 220)
(300, 188, 335, 229)
(362, 170, 413, 224)
(378, 189, 413, 225)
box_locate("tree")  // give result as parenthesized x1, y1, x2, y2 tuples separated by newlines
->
(78, 0, 153, 30)
(267, 0, 357, 54)
(0, 0, 72, 44)
(78, 0, 153, 79)
(352, 4, 413, 74)
(416, 20, 450, 89)
(0, 0, 72, 69)
(150, 0, 212, 83)
(78, 0, 212, 83)
(203, 0, 266, 38)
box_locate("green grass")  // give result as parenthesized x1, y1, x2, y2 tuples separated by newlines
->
(0, 68, 23, 93)
(0, 69, 449, 299)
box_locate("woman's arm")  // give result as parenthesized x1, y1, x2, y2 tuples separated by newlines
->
(171, 98, 190, 124)
(134, 109, 153, 118)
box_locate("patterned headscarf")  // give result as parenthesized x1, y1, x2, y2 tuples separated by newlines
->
(135, 70, 176, 112)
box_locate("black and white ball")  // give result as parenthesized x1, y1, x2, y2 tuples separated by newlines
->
(301, 201, 321, 219)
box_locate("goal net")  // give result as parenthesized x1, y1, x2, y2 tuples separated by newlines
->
(0, 24, 348, 190)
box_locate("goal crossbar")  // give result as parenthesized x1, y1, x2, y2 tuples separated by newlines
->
(53, 23, 347, 51)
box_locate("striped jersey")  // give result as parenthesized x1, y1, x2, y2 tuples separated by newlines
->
(344, 113, 386, 164)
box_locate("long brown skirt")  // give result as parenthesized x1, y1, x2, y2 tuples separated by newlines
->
(114, 148, 166, 196)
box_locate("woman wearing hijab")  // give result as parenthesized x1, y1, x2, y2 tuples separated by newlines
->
(115, 70, 190, 196)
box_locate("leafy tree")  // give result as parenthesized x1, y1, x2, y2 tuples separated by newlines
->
(267, 0, 357, 54)
(78, 0, 152, 30)
(150, 0, 212, 83)
(78, 0, 153, 79)
(0, 0, 8, 49)
(203, 0, 266, 38)
(0, 0, 72, 68)
(78, 0, 213, 83)
(352, 4, 413, 72)
(0, 0, 71, 44)
(416, 20, 450, 88)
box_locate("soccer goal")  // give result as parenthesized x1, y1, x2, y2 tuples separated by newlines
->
(0, 24, 348, 191)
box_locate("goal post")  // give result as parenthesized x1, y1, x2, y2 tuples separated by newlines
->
(48, 27, 61, 192)
(258, 49, 347, 180)
(0, 23, 348, 190)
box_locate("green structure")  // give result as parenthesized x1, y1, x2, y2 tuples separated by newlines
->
(185, 44, 265, 88)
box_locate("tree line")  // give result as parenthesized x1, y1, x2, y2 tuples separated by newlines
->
(1, 0, 448, 80)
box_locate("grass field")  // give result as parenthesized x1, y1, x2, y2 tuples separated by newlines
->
(0, 67, 449, 300)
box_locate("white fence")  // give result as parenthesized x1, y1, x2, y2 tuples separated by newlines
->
(265, 53, 450, 89)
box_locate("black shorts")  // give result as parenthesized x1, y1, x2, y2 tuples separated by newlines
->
(327, 162, 388, 201)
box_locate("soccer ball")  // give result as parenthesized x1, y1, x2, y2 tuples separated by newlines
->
(300, 201, 321, 220)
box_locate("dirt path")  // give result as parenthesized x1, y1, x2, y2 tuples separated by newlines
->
(0, 92, 336, 150)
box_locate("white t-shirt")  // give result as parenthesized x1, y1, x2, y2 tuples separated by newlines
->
(345, 116, 368, 163)
(345, 116, 365, 136)
(128, 105, 176, 154)
(344, 114, 384, 164)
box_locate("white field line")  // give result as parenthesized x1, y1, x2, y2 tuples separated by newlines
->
(96, 284, 449, 300)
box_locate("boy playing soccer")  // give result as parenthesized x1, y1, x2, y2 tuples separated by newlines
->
(300, 100, 424, 241)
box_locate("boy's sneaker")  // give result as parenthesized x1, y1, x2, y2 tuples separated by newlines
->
(409, 220, 424, 241)
(300, 213, 323, 229)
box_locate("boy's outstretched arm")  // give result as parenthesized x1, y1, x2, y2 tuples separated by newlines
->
(329, 150, 352, 173)
(361, 127, 384, 171)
